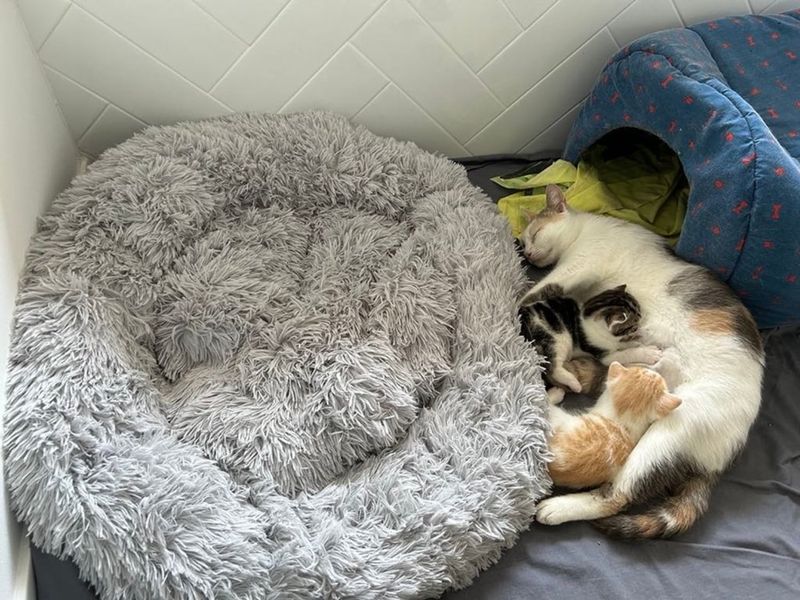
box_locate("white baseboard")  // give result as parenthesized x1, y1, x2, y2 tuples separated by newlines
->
(12, 538, 35, 600)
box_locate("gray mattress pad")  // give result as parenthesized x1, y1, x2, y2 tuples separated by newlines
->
(30, 155, 800, 600)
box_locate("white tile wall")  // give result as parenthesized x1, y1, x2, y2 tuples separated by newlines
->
(19, 0, 800, 157)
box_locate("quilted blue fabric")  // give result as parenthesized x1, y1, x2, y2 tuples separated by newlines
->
(565, 10, 800, 328)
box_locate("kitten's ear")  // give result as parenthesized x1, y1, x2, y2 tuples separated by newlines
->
(657, 393, 682, 417)
(608, 361, 625, 379)
(605, 309, 628, 327)
(545, 184, 568, 214)
(613, 284, 627, 292)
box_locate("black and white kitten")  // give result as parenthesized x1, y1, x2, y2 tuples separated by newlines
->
(519, 285, 658, 401)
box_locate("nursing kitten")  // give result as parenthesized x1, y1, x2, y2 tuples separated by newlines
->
(519, 285, 657, 398)
(525, 185, 763, 538)
(548, 363, 681, 489)
(563, 356, 606, 398)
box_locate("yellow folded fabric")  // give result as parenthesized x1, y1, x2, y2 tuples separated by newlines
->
(494, 142, 688, 243)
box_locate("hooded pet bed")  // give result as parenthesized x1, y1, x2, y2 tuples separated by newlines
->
(565, 10, 800, 329)
(3, 113, 550, 600)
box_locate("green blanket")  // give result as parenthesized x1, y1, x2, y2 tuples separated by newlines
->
(494, 142, 689, 242)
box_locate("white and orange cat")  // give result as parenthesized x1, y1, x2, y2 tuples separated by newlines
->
(548, 362, 681, 490)
(526, 185, 764, 538)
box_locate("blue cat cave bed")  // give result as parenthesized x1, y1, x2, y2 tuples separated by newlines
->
(565, 10, 800, 328)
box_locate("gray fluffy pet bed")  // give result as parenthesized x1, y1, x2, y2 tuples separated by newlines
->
(4, 112, 550, 599)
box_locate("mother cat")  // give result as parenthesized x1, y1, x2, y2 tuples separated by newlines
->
(523, 185, 764, 538)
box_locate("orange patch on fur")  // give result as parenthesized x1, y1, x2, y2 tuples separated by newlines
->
(690, 308, 735, 335)
(549, 416, 633, 489)
(668, 502, 696, 532)
(633, 514, 664, 537)
(610, 367, 668, 418)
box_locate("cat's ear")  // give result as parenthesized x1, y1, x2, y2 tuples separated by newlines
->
(607, 361, 625, 379)
(657, 393, 682, 417)
(613, 284, 627, 293)
(545, 184, 568, 214)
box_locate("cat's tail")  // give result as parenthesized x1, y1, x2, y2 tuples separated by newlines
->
(592, 473, 716, 539)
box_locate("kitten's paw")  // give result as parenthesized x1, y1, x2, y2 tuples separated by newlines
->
(552, 368, 582, 393)
(547, 387, 566, 405)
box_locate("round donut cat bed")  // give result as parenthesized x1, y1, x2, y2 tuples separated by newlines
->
(3, 113, 550, 599)
(565, 10, 800, 328)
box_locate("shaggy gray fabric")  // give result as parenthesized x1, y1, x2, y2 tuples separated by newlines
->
(4, 112, 550, 599)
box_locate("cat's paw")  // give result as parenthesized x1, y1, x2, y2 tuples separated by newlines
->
(535, 497, 572, 526)
(633, 346, 663, 366)
(536, 492, 607, 525)
(547, 387, 566, 405)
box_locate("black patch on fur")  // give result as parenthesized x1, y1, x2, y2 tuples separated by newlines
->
(626, 456, 703, 505)
(532, 302, 563, 332)
(582, 284, 642, 340)
(667, 267, 763, 359)
(521, 283, 565, 305)
(543, 296, 604, 356)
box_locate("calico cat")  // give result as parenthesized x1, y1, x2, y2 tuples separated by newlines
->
(524, 185, 764, 538)
(519, 285, 658, 399)
(548, 362, 681, 489)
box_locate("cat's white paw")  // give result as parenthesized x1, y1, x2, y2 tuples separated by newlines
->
(535, 497, 572, 525)
(636, 346, 663, 366)
(536, 493, 607, 525)
(547, 387, 566, 405)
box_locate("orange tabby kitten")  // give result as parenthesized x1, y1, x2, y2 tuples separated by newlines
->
(547, 363, 681, 489)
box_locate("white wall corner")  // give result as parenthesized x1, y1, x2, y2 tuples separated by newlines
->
(1, 1, 80, 599)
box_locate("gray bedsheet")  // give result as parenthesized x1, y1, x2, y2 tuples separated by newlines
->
(445, 157, 800, 600)
(30, 156, 800, 600)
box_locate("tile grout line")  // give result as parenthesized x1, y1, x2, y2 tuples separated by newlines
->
(208, 0, 295, 93)
(498, 0, 525, 30)
(25, 4, 84, 148)
(44, 64, 107, 104)
(42, 65, 108, 140)
(390, 84, 470, 155)
(477, 0, 635, 106)
(348, 42, 395, 86)
(464, 28, 611, 148)
(670, 0, 687, 27)
(351, 80, 392, 121)
(761, 0, 780, 14)
(69, 5, 235, 111)
(605, 24, 623, 50)
(515, 97, 585, 154)
(403, 0, 508, 112)
(77, 103, 111, 147)
(188, 0, 252, 45)
(348, 28, 463, 143)
(275, 0, 391, 114)
(38, 1, 72, 50)
(276, 47, 349, 114)
(477, 0, 564, 77)
(46, 63, 149, 133)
